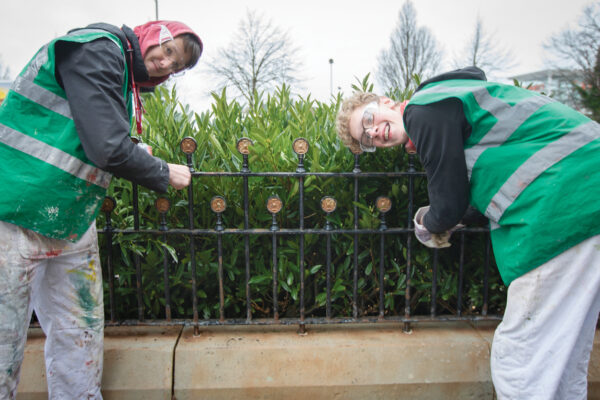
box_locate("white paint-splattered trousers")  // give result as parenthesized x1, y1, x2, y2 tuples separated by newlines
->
(0, 221, 104, 399)
(491, 234, 600, 400)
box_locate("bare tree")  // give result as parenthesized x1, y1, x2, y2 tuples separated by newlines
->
(453, 17, 514, 74)
(575, 46, 600, 120)
(545, 2, 600, 84)
(376, 0, 442, 93)
(0, 56, 11, 80)
(206, 10, 303, 107)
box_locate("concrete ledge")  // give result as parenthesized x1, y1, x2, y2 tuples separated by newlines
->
(102, 326, 182, 400)
(16, 322, 600, 399)
(174, 321, 497, 400)
(18, 325, 182, 400)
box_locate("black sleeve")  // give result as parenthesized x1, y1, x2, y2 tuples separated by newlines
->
(403, 98, 472, 233)
(55, 39, 170, 193)
(461, 205, 488, 226)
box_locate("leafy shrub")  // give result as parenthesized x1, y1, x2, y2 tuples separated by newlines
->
(97, 81, 505, 322)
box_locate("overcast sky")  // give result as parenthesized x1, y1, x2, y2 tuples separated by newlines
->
(1, 0, 595, 112)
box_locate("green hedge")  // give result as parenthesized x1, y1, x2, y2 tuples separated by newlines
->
(97, 82, 505, 321)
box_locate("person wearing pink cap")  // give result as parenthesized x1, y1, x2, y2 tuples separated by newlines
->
(0, 20, 202, 399)
(336, 66, 600, 399)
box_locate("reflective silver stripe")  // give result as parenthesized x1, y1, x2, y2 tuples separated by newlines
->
(12, 76, 72, 119)
(485, 121, 600, 222)
(21, 44, 49, 81)
(417, 84, 555, 179)
(67, 28, 121, 40)
(12, 42, 73, 119)
(12, 30, 121, 120)
(465, 95, 553, 178)
(417, 84, 512, 118)
(0, 123, 112, 189)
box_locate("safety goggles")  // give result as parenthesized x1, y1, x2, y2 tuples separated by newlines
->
(359, 101, 378, 152)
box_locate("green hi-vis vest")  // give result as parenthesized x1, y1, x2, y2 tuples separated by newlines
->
(408, 79, 600, 285)
(0, 29, 131, 241)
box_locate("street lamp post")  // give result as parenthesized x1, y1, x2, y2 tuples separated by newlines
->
(329, 58, 334, 97)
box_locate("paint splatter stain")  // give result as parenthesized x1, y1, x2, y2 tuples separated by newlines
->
(76, 282, 99, 327)
(67, 272, 100, 327)
(44, 206, 59, 221)
(87, 260, 98, 282)
(45, 249, 62, 257)
(68, 260, 97, 282)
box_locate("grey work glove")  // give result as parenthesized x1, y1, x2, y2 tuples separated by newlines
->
(413, 206, 463, 249)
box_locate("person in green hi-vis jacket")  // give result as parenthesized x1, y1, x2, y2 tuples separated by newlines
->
(0, 21, 202, 399)
(336, 66, 600, 400)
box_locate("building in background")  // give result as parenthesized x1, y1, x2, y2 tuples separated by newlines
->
(510, 69, 585, 111)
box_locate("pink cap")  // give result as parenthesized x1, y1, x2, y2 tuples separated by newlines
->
(133, 20, 202, 86)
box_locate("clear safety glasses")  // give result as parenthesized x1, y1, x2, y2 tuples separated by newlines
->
(359, 101, 378, 152)
(158, 25, 187, 77)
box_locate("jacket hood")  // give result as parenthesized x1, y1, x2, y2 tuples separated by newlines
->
(133, 20, 202, 87)
(69, 23, 150, 85)
(416, 66, 487, 92)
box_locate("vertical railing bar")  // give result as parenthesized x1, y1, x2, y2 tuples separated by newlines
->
(352, 152, 361, 319)
(272, 230, 279, 321)
(313, 265, 319, 317)
(404, 153, 416, 332)
(294, 139, 308, 334)
(321, 196, 337, 320)
(299, 174, 305, 331)
(326, 228, 333, 319)
(237, 138, 254, 322)
(211, 197, 227, 323)
(244, 176, 251, 321)
(430, 249, 438, 317)
(267, 196, 283, 321)
(130, 138, 145, 322)
(377, 202, 389, 320)
(217, 231, 225, 322)
(162, 231, 171, 321)
(156, 199, 171, 321)
(482, 232, 491, 316)
(457, 232, 465, 317)
(132, 183, 144, 322)
(102, 198, 116, 323)
(188, 198, 198, 328)
(182, 141, 199, 333)
(379, 233, 385, 319)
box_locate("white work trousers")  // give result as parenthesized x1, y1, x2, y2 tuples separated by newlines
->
(0, 221, 104, 400)
(491, 234, 600, 400)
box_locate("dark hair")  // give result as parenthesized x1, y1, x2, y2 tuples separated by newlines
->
(178, 33, 203, 69)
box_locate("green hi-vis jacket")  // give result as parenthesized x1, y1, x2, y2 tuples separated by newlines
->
(0, 29, 131, 241)
(409, 79, 600, 284)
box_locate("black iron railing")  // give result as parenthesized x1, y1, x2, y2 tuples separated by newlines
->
(99, 137, 501, 334)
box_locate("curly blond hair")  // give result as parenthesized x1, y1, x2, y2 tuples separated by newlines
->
(336, 92, 379, 152)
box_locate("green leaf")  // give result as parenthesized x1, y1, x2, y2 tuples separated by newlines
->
(310, 264, 323, 274)
(248, 274, 271, 285)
